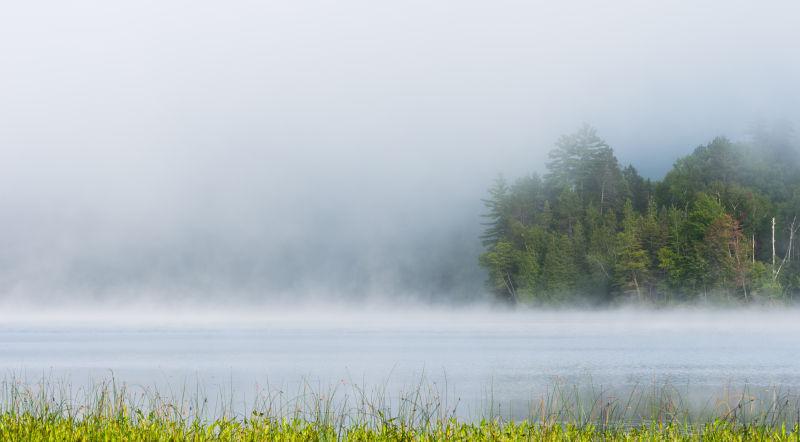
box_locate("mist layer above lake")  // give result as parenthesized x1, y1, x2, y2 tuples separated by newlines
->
(1, 307, 798, 417)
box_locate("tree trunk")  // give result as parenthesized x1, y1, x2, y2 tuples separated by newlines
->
(772, 217, 776, 278)
(774, 216, 798, 282)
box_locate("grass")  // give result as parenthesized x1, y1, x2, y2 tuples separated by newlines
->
(5, 415, 800, 441)
(3, 376, 800, 440)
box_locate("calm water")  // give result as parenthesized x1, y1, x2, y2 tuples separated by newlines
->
(1, 307, 799, 417)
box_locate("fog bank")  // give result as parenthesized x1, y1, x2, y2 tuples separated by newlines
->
(1, 1, 799, 302)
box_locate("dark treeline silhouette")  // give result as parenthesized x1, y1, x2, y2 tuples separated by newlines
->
(480, 124, 800, 304)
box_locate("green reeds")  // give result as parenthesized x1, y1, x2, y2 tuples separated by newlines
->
(2, 375, 800, 440)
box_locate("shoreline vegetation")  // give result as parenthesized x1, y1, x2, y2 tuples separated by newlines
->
(3, 377, 800, 440)
(480, 124, 800, 305)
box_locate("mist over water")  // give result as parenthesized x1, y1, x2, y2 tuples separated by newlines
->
(2, 307, 799, 418)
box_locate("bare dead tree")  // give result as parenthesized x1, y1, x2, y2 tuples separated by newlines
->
(774, 216, 798, 282)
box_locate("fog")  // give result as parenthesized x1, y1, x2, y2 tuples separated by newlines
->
(3, 308, 800, 418)
(1, 1, 799, 303)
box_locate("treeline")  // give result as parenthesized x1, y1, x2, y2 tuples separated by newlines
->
(479, 124, 800, 304)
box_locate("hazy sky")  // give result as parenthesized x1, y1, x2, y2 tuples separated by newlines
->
(1, 1, 798, 302)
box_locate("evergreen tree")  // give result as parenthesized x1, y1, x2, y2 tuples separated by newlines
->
(480, 176, 510, 247)
(622, 165, 651, 213)
(479, 240, 518, 302)
(542, 233, 578, 300)
(478, 125, 800, 304)
(614, 201, 650, 300)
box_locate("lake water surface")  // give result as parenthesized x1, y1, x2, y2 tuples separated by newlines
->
(1, 307, 799, 418)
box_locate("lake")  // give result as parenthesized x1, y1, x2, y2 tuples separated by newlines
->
(1, 307, 799, 419)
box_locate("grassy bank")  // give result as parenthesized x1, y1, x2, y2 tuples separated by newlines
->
(4, 414, 800, 441)
(3, 378, 800, 440)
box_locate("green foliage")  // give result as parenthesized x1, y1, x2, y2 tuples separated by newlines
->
(5, 413, 800, 441)
(614, 201, 650, 299)
(479, 240, 520, 302)
(546, 124, 629, 215)
(541, 233, 578, 300)
(479, 125, 800, 304)
(480, 176, 511, 247)
(6, 377, 800, 441)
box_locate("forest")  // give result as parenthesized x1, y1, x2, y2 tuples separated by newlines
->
(479, 125, 800, 304)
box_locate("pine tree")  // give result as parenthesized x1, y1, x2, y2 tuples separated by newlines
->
(542, 233, 578, 300)
(478, 240, 519, 303)
(546, 125, 628, 214)
(480, 176, 510, 247)
(614, 201, 650, 300)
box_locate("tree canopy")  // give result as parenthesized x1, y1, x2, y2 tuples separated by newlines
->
(479, 125, 800, 304)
